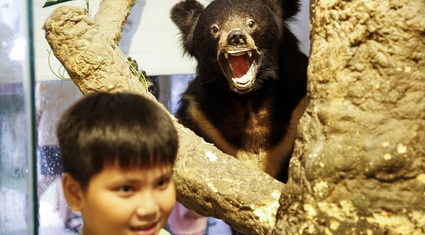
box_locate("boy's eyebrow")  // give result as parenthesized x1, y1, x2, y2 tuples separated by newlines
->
(117, 168, 173, 182)
(158, 170, 173, 178)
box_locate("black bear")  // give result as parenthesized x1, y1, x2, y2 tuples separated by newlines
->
(171, 0, 308, 182)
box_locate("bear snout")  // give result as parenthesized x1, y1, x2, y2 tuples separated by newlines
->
(227, 29, 247, 46)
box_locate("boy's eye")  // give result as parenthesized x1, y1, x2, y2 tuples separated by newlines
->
(117, 185, 134, 193)
(157, 178, 171, 189)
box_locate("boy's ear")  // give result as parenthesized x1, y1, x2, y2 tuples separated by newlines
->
(62, 173, 84, 212)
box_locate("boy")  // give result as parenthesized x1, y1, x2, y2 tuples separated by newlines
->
(57, 92, 178, 235)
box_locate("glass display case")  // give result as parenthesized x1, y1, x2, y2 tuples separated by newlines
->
(0, 0, 309, 234)
(0, 0, 37, 234)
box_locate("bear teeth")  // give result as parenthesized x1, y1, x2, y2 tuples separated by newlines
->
(231, 52, 246, 57)
(224, 51, 252, 60)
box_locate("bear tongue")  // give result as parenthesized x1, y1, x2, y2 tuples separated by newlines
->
(230, 55, 249, 79)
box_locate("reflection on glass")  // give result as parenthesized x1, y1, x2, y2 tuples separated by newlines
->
(36, 80, 83, 234)
(0, 0, 33, 234)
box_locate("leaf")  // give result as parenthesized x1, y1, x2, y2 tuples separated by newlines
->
(42, 0, 75, 8)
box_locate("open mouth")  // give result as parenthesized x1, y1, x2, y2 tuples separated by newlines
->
(130, 223, 157, 235)
(218, 48, 259, 93)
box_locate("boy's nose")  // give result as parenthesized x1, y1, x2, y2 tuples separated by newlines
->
(135, 195, 159, 217)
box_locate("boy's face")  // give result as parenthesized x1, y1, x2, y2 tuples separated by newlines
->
(66, 164, 176, 235)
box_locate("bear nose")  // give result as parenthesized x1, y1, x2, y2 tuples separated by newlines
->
(227, 29, 247, 46)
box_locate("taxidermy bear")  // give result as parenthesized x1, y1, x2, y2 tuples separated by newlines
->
(171, 0, 308, 182)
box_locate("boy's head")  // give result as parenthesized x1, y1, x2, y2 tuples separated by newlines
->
(57, 92, 178, 235)
(57, 92, 178, 190)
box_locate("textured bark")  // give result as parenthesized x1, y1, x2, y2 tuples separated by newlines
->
(43, 6, 146, 96)
(274, 0, 425, 234)
(176, 130, 286, 234)
(94, 0, 135, 45)
(43, 0, 425, 234)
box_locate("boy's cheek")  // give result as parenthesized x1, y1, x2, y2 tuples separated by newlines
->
(167, 182, 177, 212)
(161, 183, 177, 224)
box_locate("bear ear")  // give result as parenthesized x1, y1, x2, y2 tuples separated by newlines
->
(171, 0, 205, 55)
(281, 0, 301, 19)
(261, 0, 300, 20)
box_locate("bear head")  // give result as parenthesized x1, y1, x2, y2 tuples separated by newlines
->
(171, 0, 301, 94)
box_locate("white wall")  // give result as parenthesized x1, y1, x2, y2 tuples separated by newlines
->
(33, 0, 310, 80)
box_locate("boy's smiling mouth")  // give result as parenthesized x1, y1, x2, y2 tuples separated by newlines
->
(130, 223, 157, 235)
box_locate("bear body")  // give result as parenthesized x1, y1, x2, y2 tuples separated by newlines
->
(171, 0, 308, 182)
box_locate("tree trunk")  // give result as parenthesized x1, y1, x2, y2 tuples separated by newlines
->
(274, 0, 425, 234)
(43, 0, 425, 234)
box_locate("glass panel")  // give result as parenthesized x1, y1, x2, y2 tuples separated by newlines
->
(0, 0, 36, 234)
(31, 0, 310, 234)
(36, 80, 83, 234)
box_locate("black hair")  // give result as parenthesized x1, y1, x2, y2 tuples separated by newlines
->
(57, 92, 178, 191)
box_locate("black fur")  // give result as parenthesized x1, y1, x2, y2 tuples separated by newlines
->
(171, 0, 308, 182)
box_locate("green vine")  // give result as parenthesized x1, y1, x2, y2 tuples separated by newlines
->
(113, 43, 150, 92)
(85, 0, 90, 11)
(43, 0, 89, 10)
(44, 0, 149, 91)
(47, 49, 71, 81)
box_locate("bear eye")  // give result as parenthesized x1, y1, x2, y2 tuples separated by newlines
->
(211, 24, 220, 34)
(247, 19, 256, 29)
